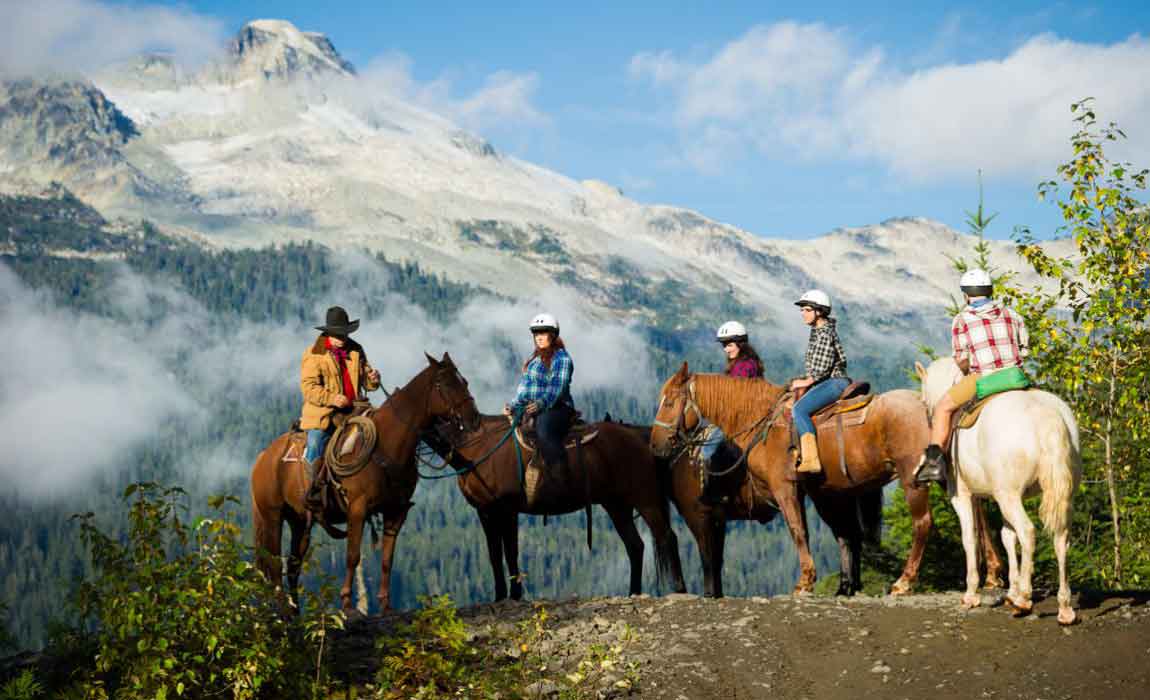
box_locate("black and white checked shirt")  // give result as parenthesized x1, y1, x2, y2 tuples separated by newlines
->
(804, 319, 848, 382)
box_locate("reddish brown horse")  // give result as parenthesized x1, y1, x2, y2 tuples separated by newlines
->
(422, 414, 687, 600)
(650, 364, 1003, 595)
(250, 353, 480, 612)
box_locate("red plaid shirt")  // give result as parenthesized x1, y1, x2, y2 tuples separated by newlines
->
(951, 300, 1029, 375)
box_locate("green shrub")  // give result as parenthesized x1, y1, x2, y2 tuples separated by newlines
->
(69, 483, 315, 700)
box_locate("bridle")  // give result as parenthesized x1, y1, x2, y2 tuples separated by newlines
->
(652, 379, 706, 457)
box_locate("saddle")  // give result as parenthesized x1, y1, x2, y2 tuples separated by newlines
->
(514, 412, 599, 453)
(282, 401, 377, 519)
(786, 380, 874, 481)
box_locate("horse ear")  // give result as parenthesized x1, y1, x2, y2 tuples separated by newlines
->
(425, 351, 440, 366)
(441, 351, 453, 365)
(914, 361, 927, 380)
(674, 361, 689, 382)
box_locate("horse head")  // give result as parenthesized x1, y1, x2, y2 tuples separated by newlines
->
(915, 357, 964, 416)
(650, 361, 704, 458)
(423, 351, 482, 433)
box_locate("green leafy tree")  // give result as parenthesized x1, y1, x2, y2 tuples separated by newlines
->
(1010, 98, 1150, 585)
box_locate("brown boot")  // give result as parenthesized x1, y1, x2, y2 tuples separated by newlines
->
(797, 433, 823, 474)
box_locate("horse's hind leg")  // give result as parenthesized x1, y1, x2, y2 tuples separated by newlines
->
(286, 512, 312, 609)
(996, 492, 1035, 615)
(478, 509, 508, 601)
(892, 481, 931, 596)
(1054, 526, 1076, 625)
(604, 503, 645, 596)
(975, 498, 1005, 588)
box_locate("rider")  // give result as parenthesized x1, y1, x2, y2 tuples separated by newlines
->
(698, 321, 764, 505)
(916, 269, 1030, 483)
(300, 306, 381, 511)
(504, 313, 576, 471)
(789, 290, 850, 475)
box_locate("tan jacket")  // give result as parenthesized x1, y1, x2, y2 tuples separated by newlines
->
(299, 335, 380, 431)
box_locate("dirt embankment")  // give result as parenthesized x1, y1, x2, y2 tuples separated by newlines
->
(336, 589, 1150, 700)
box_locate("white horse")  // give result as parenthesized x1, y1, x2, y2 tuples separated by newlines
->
(917, 357, 1081, 625)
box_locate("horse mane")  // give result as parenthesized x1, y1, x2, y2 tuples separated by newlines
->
(690, 374, 786, 429)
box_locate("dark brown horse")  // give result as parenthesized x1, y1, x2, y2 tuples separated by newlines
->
(422, 414, 687, 600)
(650, 364, 1003, 596)
(250, 353, 480, 613)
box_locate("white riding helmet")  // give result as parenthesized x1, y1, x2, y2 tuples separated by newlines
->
(716, 321, 748, 343)
(529, 313, 560, 334)
(959, 269, 993, 296)
(795, 289, 832, 314)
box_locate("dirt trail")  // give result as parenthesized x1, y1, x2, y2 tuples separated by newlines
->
(336, 590, 1150, 699)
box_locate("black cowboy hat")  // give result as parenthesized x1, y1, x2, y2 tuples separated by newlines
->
(315, 306, 360, 335)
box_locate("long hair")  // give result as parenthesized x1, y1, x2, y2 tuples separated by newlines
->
(524, 334, 566, 371)
(725, 340, 765, 377)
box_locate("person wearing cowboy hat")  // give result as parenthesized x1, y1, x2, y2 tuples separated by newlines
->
(790, 290, 850, 474)
(299, 306, 381, 511)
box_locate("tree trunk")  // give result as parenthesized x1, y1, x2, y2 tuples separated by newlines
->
(1105, 357, 1122, 584)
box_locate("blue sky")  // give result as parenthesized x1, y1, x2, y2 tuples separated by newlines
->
(8, 0, 1150, 240)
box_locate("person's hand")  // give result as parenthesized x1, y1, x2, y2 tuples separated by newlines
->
(332, 394, 351, 408)
(525, 402, 540, 416)
(367, 368, 380, 384)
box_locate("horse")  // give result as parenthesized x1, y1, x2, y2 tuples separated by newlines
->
(421, 413, 687, 601)
(249, 352, 480, 613)
(650, 363, 1004, 596)
(917, 357, 1081, 624)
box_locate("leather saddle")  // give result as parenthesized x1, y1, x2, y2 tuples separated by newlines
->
(515, 413, 600, 453)
(788, 380, 874, 428)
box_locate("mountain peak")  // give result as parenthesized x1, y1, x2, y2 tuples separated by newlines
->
(219, 19, 356, 83)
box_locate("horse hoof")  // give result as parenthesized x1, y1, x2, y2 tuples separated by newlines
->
(792, 587, 812, 596)
(982, 575, 1005, 590)
(1007, 597, 1033, 617)
(960, 593, 981, 609)
(1058, 607, 1077, 626)
(890, 579, 913, 596)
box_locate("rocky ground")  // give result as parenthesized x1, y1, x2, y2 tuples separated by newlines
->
(334, 589, 1150, 700)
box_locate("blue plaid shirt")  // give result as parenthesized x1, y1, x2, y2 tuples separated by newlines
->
(510, 348, 575, 412)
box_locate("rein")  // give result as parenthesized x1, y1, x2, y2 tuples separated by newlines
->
(417, 416, 522, 480)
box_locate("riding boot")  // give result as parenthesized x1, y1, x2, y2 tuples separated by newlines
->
(304, 458, 325, 513)
(914, 444, 949, 484)
(797, 433, 823, 474)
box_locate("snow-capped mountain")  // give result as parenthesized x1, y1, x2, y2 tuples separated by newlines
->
(0, 19, 1065, 341)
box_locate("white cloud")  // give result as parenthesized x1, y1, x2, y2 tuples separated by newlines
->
(630, 23, 1150, 181)
(0, 0, 226, 77)
(0, 254, 652, 501)
(359, 54, 547, 133)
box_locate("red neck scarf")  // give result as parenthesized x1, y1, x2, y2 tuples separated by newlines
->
(325, 337, 356, 402)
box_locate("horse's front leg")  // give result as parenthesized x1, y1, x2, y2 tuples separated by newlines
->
(950, 492, 981, 609)
(376, 503, 413, 612)
(891, 479, 932, 596)
(769, 472, 816, 594)
(341, 499, 368, 614)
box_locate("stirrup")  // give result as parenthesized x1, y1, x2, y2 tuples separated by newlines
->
(914, 447, 947, 484)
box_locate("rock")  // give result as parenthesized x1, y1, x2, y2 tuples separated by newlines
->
(525, 680, 559, 697)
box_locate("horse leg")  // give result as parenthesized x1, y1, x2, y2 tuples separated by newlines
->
(810, 494, 856, 597)
(605, 503, 645, 596)
(340, 501, 367, 614)
(1054, 526, 1076, 625)
(478, 509, 508, 601)
(253, 504, 284, 591)
(975, 498, 1006, 588)
(774, 483, 817, 593)
(996, 492, 1035, 616)
(635, 501, 687, 594)
(376, 505, 411, 612)
(892, 482, 931, 596)
(1000, 520, 1020, 602)
(499, 509, 524, 600)
(950, 493, 982, 609)
(708, 510, 727, 599)
(286, 512, 312, 609)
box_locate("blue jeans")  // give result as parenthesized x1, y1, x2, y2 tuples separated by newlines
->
(793, 377, 851, 437)
(305, 428, 332, 463)
(699, 422, 725, 461)
(535, 405, 573, 467)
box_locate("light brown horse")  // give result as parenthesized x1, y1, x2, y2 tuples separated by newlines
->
(250, 353, 480, 613)
(422, 414, 687, 600)
(650, 364, 1003, 595)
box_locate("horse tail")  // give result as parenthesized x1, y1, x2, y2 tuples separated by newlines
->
(1037, 399, 1080, 534)
(857, 488, 883, 547)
